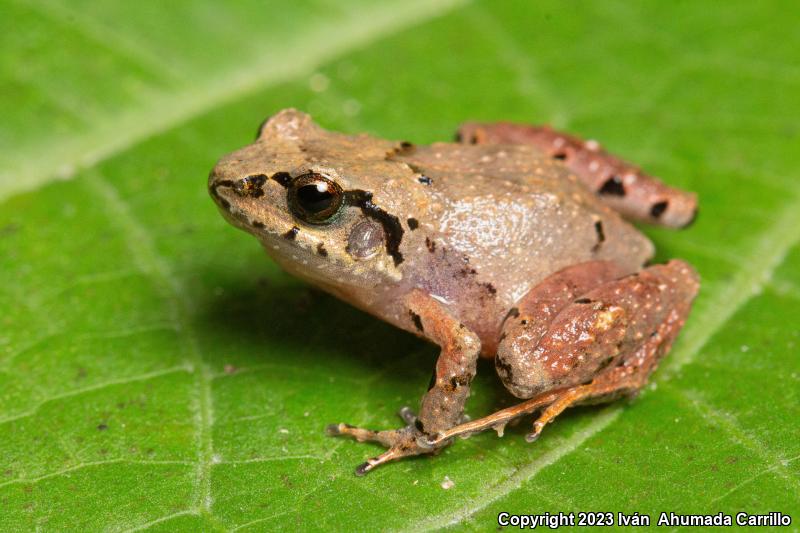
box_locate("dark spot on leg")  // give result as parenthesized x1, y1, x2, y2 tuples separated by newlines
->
(552, 152, 567, 160)
(650, 200, 669, 219)
(450, 373, 471, 388)
(520, 319, 528, 326)
(409, 311, 424, 332)
(252, 220, 265, 229)
(414, 419, 425, 433)
(283, 226, 299, 240)
(495, 356, 514, 382)
(598, 175, 626, 196)
(316, 242, 328, 257)
(271, 172, 292, 187)
(574, 297, 592, 304)
(417, 175, 432, 185)
(425, 237, 436, 253)
(407, 217, 419, 230)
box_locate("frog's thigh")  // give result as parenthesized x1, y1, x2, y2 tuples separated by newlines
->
(404, 289, 481, 435)
(496, 260, 699, 400)
(456, 121, 697, 228)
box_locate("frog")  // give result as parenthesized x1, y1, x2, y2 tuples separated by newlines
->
(209, 109, 700, 475)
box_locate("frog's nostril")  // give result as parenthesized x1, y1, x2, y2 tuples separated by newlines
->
(234, 174, 268, 198)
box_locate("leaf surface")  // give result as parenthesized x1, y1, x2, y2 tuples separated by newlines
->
(1, 1, 799, 530)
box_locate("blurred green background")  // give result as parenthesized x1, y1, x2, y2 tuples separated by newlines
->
(1, 0, 799, 531)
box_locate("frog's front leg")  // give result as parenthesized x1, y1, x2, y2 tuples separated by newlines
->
(456, 121, 697, 228)
(327, 289, 481, 475)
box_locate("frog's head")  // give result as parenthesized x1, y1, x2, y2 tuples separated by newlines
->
(209, 109, 417, 292)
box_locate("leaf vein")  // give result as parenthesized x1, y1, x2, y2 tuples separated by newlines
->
(83, 172, 216, 515)
(0, 366, 191, 426)
(678, 388, 800, 497)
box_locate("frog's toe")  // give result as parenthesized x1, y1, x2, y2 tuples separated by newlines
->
(327, 421, 444, 475)
(325, 422, 402, 447)
(353, 430, 439, 476)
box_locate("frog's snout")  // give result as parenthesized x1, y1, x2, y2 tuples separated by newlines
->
(208, 169, 236, 212)
(207, 168, 258, 232)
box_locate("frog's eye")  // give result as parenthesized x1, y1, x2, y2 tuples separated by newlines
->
(287, 173, 344, 225)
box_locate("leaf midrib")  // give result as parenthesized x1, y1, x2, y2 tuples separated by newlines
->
(0, 0, 468, 202)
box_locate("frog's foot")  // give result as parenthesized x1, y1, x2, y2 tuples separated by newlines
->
(326, 415, 443, 476)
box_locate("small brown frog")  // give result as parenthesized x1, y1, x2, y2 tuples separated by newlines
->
(209, 110, 699, 475)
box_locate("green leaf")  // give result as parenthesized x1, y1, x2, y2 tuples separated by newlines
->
(2, 0, 798, 530)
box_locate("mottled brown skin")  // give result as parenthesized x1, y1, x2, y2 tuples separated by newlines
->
(457, 122, 698, 228)
(209, 109, 700, 475)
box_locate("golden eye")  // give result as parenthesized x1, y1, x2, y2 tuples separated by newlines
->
(287, 173, 344, 225)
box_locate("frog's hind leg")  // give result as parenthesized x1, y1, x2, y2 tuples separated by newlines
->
(456, 122, 697, 228)
(431, 259, 699, 445)
(327, 289, 482, 475)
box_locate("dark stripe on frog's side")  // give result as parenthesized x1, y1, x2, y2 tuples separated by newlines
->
(592, 220, 605, 252)
(344, 189, 404, 266)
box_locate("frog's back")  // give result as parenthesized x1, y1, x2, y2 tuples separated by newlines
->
(393, 143, 654, 350)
